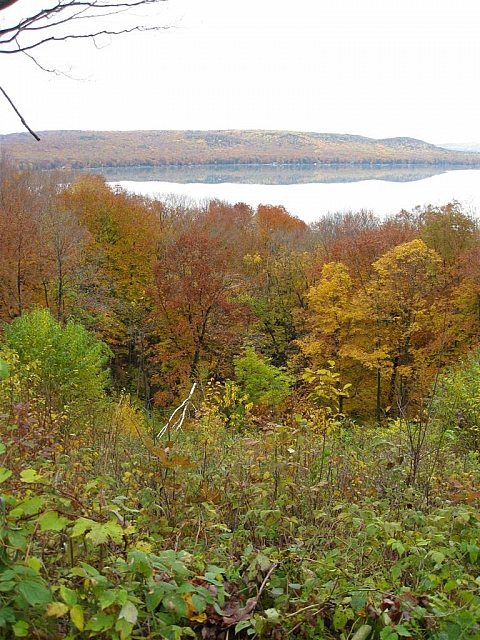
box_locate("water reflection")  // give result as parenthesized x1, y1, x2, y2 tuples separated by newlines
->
(92, 163, 468, 185)
(95, 164, 480, 222)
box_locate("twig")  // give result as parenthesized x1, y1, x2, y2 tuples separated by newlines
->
(222, 562, 280, 628)
(257, 562, 279, 599)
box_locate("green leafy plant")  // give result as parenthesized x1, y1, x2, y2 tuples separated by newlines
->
(434, 350, 480, 451)
(234, 347, 293, 415)
(1, 307, 111, 420)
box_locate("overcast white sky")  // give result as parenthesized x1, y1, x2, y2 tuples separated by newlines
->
(1, 0, 479, 143)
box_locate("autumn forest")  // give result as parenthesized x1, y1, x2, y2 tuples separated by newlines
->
(1, 156, 480, 639)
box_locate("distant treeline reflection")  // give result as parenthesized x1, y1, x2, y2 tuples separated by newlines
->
(86, 163, 470, 185)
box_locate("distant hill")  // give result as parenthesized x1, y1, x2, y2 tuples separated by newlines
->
(438, 142, 480, 153)
(1, 130, 480, 170)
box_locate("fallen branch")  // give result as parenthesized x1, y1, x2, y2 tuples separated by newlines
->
(155, 382, 196, 442)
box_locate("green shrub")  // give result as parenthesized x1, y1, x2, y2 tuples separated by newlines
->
(1, 308, 112, 416)
(434, 349, 480, 450)
(233, 346, 293, 413)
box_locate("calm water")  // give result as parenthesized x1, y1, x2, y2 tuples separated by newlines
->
(102, 165, 480, 223)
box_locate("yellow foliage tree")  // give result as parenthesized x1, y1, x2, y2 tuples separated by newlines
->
(364, 239, 442, 415)
(299, 262, 363, 414)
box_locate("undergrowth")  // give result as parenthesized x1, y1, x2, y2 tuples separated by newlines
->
(1, 392, 480, 640)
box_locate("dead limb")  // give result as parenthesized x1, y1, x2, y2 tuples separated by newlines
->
(155, 382, 196, 442)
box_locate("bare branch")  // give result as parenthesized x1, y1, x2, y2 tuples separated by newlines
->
(2, 24, 164, 54)
(0, 1, 168, 55)
(0, 0, 170, 137)
(22, 49, 71, 75)
(155, 383, 197, 442)
(0, 85, 40, 140)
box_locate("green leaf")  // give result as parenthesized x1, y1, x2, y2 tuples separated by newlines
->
(264, 608, 281, 622)
(86, 520, 124, 546)
(0, 468, 12, 484)
(0, 607, 15, 625)
(351, 593, 368, 614)
(87, 523, 111, 546)
(391, 540, 406, 556)
(10, 496, 43, 518)
(127, 550, 151, 575)
(70, 604, 84, 631)
(39, 511, 68, 532)
(119, 600, 138, 625)
(163, 593, 188, 618)
(351, 626, 373, 640)
(85, 613, 114, 632)
(59, 585, 77, 607)
(333, 609, 348, 631)
(146, 585, 165, 610)
(206, 564, 226, 576)
(8, 530, 26, 551)
(0, 571, 16, 582)
(175, 583, 194, 595)
(84, 524, 108, 546)
(236, 620, 253, 634)
(12, 620, 29, 637)
(442, 622, 463, 640)
(191, 594, 206, 614)
(391, 564, 402, 580)
(115, 616, 133, 640)
(0, 359, 9, 381)
(444, 580, 458, 593)
(71, 517, 95, 537)
(98, 589, 117, 610)
(19, 469, 44, 484)
(395, 626, 412, 637)
(430, 551, 445, 565)
(17, 580, 52, 606)
(26, 557, 42, 573)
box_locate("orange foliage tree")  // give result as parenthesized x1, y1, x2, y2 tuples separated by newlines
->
(61, 174, 163, 395)
(0, 161, 46, 318)
(151, 227, 250, 406)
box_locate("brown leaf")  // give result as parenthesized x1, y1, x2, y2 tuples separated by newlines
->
(222, 596, 259, 626)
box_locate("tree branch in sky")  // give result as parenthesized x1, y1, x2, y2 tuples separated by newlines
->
(0, 0, 168, 139)
(0, 0, 168, 55)
(0, 84, 40, 140)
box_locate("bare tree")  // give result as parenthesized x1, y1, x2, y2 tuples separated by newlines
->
(0, 0, 168, 138)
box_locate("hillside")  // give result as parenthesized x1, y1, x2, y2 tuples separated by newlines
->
(1, 129, 480, 169)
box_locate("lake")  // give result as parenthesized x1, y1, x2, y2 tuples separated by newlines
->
(99, 164, 480, 223)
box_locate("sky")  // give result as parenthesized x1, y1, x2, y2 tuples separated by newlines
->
(1, 0, 480, 143)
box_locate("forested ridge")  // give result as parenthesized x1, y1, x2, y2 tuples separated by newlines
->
(1, 158, 480, 639)
(1, 129, 479, 170)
